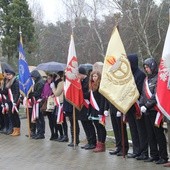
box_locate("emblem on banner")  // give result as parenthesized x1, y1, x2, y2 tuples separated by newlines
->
(106, 55, 131, 85)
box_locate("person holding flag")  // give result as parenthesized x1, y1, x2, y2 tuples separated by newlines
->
(88, 70, 106, 152)
(156, 19, 170, 168)
(77, 67, 96, 149)
(126, 54, 148, 160)
(65, 35, 94, 147)
(18, 29, 33, 138)
(139, 57, 168, 164)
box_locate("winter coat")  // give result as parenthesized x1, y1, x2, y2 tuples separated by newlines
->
(127, 54, 146, 114)
(5, 76, 20, 104)
(29, 70, 45, 101)
(52, 80, 64, 104)
(63, 98, 73, 115)
(89, 88, 105, 118)
(139, 58, 158, 110)
(76, 76, 89, 121)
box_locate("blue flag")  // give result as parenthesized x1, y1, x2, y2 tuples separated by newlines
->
(18, 43, 33, 97)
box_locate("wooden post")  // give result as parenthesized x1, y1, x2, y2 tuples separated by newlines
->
(121, 113, 125, 158)
(26, 98, 31, 138)
(73, 106, 77, 149)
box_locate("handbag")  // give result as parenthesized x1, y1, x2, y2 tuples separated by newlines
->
(40, 99, 47, 112)
(46, 96, 55, 111)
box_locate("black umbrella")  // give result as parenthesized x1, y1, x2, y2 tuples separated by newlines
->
(36, 61, 66, 72)
(1, 62, 14, 72)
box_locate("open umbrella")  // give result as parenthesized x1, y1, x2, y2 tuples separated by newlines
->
(0, 62, 14, 73)
(28, 65, 47, 78)
(0, 62, 14, 81)
(36, 61, 66, 72)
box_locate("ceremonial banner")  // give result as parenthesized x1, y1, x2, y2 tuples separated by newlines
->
(156, 23, 170, 120)
(99, 27, 139, 114)
(65, 35, 84, 110)
(18, 38, 33, 97)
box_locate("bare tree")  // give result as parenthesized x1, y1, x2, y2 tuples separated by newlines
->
(27, 0, 44, 24)
(104, 0, 166, 61)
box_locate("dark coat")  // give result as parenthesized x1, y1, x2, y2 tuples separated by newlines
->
(128, 54, 146, 96)
(127, 54, 146, 113)
(76, 76, 89, 121)
(89, 89, 105, 118)
(139, 58, 158, 110)
(29, 70, 45, 100)
(63, 98, 73, 114)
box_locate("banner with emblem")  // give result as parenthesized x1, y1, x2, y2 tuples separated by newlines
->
(65, 35, 84, 110)
(18, 35, 33, 97)
(99, 27, 139, 114)
(156, 23, 170, 120)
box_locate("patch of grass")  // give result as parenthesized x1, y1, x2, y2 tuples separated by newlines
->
(106, 138, 115, 148)
(107, 126, 132, 140)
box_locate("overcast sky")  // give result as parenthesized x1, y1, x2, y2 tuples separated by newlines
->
(27, 0, 65, 24)
(27, 0, 161, 24)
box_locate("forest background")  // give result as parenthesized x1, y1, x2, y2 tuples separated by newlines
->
(0, 0, 169, 70)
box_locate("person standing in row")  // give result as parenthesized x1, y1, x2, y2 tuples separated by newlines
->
(108, 103, 129, 156)
(77, 67, 96, 149)
(88, 70, 106, 152)
(126, 54, 148, 159)
(51, 71, 68, 142)
(2, 69, 20, 136)
(140, 57, 168, 164)
(41, 73, 56, 140)
(29, 70, 45, 139)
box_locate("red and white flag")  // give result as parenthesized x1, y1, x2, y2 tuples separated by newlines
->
(156, 23, 170, 120)
(65, 35, 84, 110)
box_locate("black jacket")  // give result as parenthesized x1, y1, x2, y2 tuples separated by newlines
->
(76, 76, 89, 121)
(29, 70, 45, 100)
(139, 58, 158, 110)
(89, 88, 105, 118)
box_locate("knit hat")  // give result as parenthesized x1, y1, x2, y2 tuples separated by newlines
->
(5, 69, 15, 75)
(78, 67, 86, 75)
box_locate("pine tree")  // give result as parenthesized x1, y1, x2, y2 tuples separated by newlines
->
(0, 0, 35, 63)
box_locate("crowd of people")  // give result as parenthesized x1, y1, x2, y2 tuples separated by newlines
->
(0, 53, 169, 166)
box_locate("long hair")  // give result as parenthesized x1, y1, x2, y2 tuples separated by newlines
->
(89, 71, 101, 91)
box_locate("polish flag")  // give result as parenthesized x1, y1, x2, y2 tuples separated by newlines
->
(65, 35, 84, 110)
(156, 23, 170, 121)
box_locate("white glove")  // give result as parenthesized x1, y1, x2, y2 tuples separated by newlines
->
(5, 103, 9, 110)
(104, 110, 109, 117)
(116, 111, 121, 117)
(50, 82, 55, 89)
(140, 106, 147, 113)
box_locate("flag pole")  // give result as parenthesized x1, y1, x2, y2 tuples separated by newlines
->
(71, 20, 77, 149)
(73, 106, 77, 149)
(26, 98, 31, 138)
(121, 113, 125, 158)
(19, 27, 31, 138)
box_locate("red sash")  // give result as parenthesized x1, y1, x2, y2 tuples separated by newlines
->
(31, 97, 42, 122)
(8, 88, 19, 113)
(144, 78, 163, 127)
(134, 101, 142, 119)
(54, 96, 64, 124)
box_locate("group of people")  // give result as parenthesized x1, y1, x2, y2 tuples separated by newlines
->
(108, 54, 168, 165)
(0, 53, 169, 165)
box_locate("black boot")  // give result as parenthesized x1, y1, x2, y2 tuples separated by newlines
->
(50, 134, 57, 140)
(58, 135, 69, 142)
(68, 127, 79, 146)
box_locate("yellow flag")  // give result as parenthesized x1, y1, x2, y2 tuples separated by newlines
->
(99, 27, 139, 114)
